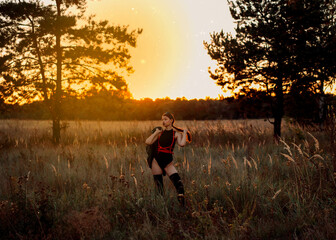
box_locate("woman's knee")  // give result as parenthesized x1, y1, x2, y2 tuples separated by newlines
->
(165, 163, 178, 176)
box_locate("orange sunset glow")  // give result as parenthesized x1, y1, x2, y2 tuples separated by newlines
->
(85, 0, 235, 100)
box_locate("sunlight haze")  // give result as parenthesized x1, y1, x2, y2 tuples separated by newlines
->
(86, 0, 235, 100)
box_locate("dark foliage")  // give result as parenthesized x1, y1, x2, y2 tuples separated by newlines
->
(1, 92, 335, 121)
(204, 0, 336, 138)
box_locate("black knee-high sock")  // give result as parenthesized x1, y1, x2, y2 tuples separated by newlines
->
(169, 173, 185, 206)
(169, 173, 184, 195)
(153, 174, 164, 195)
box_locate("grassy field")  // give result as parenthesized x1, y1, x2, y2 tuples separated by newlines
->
(0, 119, 335, 239)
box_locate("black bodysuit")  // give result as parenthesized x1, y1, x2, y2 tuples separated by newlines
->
(156, 129, 176, 171)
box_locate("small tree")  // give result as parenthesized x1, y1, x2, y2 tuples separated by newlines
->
(0, 0, 142, 143)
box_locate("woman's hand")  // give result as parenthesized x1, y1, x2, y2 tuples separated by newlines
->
(145, 127, 162, 145)
(154, 128, 163, 135)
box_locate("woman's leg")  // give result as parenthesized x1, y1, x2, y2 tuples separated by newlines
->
(151, 158, 163, 175)
(164, 162, 177, 176)
(152, 158, 164, 195)
(165, 163, 185, 206)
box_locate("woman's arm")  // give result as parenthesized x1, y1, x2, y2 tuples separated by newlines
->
(176, 130, 187, 147)
(145, 128, 162, 145)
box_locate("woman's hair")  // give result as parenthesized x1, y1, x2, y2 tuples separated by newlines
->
(163, 112, 192, 143)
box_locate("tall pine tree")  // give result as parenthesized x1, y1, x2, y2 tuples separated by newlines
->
(204, 0, 336, 139)
(0, 0, 142, 143)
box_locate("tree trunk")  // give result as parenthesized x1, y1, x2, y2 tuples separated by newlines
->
(317, 79, 326, 128)
(274, 76, 284, 142)
(53, 0, 62, 144)
(31, 19, 55, 132)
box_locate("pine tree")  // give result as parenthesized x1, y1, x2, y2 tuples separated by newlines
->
(204, 0, 336, 139)
(0, 0, 142, 143)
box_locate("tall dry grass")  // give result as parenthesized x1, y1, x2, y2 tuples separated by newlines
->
(0, 119, 335, 239)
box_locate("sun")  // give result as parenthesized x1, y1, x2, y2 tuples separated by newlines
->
(86, 0, 235, 100)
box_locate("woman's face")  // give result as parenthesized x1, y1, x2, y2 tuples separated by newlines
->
(162, 115, 173, 127)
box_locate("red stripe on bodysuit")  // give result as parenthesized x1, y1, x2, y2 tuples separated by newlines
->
(158, 130, 175, 154)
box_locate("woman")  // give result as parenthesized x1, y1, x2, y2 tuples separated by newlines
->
(145, 112, 191, 206)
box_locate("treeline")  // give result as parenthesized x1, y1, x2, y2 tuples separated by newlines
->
(1, 91, 335, 121)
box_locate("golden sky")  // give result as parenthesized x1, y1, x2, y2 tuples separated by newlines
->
(86, 0, 235, 100)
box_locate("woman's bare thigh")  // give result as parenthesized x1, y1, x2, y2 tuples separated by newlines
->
(151, 158, 163, 175)
(164, 162, 178, 176)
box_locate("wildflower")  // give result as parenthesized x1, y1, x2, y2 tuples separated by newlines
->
(83, 183, 90, 190)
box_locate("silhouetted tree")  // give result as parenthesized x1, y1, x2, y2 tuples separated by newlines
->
(0, 0, 141, 143)
(287, 0, 336, 124)
(204, 0, 336, 139)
